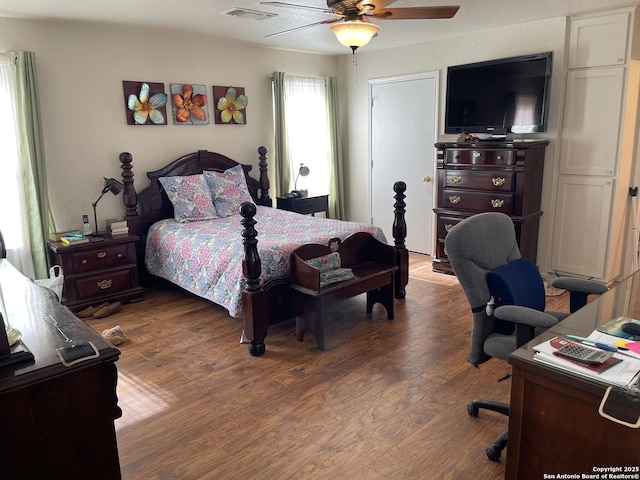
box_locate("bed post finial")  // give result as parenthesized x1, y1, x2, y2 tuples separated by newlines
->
(240, 201, 261, 292)
(119, 152, 137, 219)
(392, 181, 408, 300)
(392, 181, 407, 249)
(240, 201, 268, 357)
(257, 146, 271, 206)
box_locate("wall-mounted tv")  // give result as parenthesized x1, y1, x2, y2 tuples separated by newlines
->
(444, 52, 553, 136)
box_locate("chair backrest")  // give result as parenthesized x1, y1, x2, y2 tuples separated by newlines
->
(487, 257, 546, 334)
(445, 212, 524, 365)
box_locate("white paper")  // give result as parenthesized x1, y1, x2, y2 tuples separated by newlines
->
(533, 337, 640, 387)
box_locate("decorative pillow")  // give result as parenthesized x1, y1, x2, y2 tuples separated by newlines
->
(305, 252, 342, 273)
(158, 174, 218, 222)
(204, 164, 253, 217)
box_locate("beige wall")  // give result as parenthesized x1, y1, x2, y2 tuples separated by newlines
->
(0, 17, 337, 231)
(2, 15, 569, 272)
(340, 17, 567, 273)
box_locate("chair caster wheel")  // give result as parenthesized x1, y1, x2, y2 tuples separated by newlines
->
(467, 403, 479, 417)
(486, 446, 501, 462)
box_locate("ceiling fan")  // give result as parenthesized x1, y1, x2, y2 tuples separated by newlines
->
(260, 1, 460, 52)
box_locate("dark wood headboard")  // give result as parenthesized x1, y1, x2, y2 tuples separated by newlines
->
(120, 146, 271, 241)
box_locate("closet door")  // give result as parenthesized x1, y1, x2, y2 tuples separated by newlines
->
(568, 12, 630, 68)
(559, 67, 624, 177)
(551, 176, 613, 278)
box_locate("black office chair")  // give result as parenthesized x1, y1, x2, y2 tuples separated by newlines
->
(444, 212, 607, 461)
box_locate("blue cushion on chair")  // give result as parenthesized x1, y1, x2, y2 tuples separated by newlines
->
(486, 258, 546, 334)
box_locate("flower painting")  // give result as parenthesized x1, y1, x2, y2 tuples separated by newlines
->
(170, 83, 209, 125)
(213, 86, 248, 125)
(123, 81, 168, 126)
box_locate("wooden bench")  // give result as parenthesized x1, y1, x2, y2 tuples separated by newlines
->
(290, 232, 398, 350)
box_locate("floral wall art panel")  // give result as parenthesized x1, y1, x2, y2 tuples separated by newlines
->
(213, 86, 248, 125)
(123, 81, 168, 126)
(170, 83, 209, 125)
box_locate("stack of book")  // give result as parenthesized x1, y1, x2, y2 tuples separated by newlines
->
(59, 233, 89, 246)
(108, 219, 129, 237)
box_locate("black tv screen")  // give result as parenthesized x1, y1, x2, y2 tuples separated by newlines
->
(444, 52, 553, 135)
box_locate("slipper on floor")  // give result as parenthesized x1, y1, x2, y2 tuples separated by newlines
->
(93, 302, 122, 319)
(77, 302, 109, 318)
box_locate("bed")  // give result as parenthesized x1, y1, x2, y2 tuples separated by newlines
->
(119, 146, 408, 356)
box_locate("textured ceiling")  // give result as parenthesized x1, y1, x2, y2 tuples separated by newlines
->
(1, 0, 639, 55)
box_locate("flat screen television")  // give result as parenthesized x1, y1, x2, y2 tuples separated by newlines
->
(444, 52, 553, 136)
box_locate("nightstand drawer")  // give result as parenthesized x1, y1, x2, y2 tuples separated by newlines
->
(71, 244, 131, 273)
(277, 194, 329, 216)
(72, 267, 137, 300)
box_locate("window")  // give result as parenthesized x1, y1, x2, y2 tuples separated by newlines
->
(0, 52, 35, 277)
(0, 56, 24, 252)
(282, 75, 331, 195)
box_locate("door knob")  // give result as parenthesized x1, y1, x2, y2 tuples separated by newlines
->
(423, 176, 431, 182)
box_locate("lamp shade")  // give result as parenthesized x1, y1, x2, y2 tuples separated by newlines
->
(103, 177, 124, 195)
(298, 163, 310, 177)
(330, 20, 379, 50)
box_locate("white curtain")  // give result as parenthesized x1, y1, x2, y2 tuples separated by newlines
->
(282, 75, 331, 196)
(0, 52, 35, 277)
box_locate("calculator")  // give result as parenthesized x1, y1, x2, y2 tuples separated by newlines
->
(555, 343, 614, 364)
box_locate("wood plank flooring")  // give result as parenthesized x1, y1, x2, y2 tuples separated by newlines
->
(88, 253, 570, 480)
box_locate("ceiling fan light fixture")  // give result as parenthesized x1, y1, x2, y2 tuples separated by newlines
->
(330, 20, 379, 51)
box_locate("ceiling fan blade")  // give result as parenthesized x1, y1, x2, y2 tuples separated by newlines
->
(260, 2, 334, 15)
(265, 18, 341, 38)
(373, 6, 460, 20)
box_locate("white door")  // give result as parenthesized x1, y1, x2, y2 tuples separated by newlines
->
(369, 72, 438, 254)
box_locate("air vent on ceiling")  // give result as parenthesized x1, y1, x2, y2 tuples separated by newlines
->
(222, 8, 277, 21)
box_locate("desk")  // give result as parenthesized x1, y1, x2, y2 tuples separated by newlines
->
(0, 260, 122, 479)
(506, 272, 640, 479)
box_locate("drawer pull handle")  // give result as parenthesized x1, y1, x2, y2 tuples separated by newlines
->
(117, 253, 123, 258)
(451, 175, 462, 184)
(473, 151, 481, 158)
(422, 175, 431, 183)
(445, 224, 453, 233)
(449, 195, 461, 204)
(491, 199, 505, 208)
(97, 252, 107, 258)
(496, 155, 503, 160)
(97, 279, 113, 290)
(82, 259, 88, 265)
(492, 177, 506, 186)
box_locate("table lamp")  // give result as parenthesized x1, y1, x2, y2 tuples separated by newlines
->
(91, 177, 124, 243)
(291, 163, 310, 198)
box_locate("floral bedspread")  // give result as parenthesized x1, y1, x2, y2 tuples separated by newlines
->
(145, 206, 387, 318)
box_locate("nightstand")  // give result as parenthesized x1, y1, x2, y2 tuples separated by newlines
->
(277, 194, 329, 217)
(48, 234, 144, 312)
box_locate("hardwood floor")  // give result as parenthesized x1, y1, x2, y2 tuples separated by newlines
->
(88, 253, 570, 480)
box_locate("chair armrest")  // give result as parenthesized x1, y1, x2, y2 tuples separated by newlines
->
(551, 277, 608, 313)
(551, 277, 608, 295)
(494, 305, 558, 328)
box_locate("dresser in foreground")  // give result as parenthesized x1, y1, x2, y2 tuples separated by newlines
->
(0, 259, 122, 479)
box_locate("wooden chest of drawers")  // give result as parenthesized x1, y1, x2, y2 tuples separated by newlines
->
(48, 234, 144, 311)
(433, 140, 548, 274)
